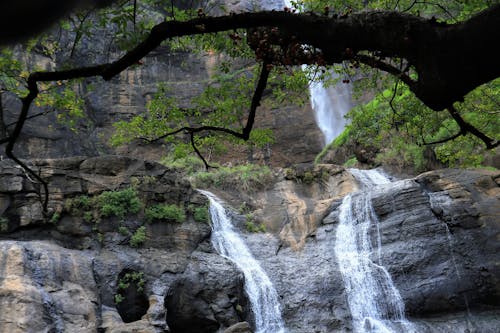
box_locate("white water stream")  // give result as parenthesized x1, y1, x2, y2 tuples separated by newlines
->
(335, 169, 414, 333)
(199, 190, 286, 333)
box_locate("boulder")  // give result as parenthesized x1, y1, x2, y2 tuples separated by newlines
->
(165, 251, 248, 333)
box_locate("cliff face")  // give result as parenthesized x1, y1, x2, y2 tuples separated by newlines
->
(242, 168, 500, 332)
(1, 0, 322, 166)
(0, 156, 249, 333)
(1, 157, 498, 332)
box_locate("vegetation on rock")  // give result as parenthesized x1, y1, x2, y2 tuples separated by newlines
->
(145, 204, 186, 223)
(129, 226, 147, 247)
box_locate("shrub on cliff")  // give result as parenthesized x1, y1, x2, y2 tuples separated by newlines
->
(145, 204, 186, 223)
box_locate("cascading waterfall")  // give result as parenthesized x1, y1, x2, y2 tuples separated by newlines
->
(334, 169, 414, 333)
(199, 190, 286, 333)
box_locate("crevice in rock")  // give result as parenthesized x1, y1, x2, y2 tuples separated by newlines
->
(114, 268, 149, 323)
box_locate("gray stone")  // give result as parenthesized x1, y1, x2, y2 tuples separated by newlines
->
(165, 251, 248, 333)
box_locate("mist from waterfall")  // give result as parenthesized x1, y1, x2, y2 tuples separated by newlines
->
(199, 190, 286, 333)
(334, 169, 415, 333)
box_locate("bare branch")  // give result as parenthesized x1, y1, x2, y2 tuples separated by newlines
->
(190, 132, 215, 171)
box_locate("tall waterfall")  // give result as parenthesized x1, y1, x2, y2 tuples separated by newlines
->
(282, 0, 352, 146)
(309, 73, 352, 146)
(199, 190, 286, 333)
(334, 169, 414, 333)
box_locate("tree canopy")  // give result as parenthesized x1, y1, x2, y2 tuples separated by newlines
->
(0, 0, 499, 211)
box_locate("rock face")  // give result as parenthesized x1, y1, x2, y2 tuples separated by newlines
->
(212, 163, 357, 250)
(1, 156, 499, 333)
(0, 156, 249, 333)
(165, 251, 247, 333)
(233, 168, 500, 332)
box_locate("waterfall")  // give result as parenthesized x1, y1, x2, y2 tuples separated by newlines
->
(281, 0, 352, 146)
(199, 190, 286, 333)
(309, 72, 352, 146)
(334, 169, 414, 333)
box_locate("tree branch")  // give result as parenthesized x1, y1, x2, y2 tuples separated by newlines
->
(190, 132, 214, 171)
(243, 61, 271, 138)
(447, 105, 498, 149)
(422, 130, 464, 146)
(144, 61, 270, 145)
(355, 54, 415, 88)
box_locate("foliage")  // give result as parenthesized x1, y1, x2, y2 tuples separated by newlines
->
(244, 214, 266, 233)
(110, 66, 276, 161)
(118, 271, 146, 292)
(50, 212, 61, 224)
(343, 157, 358, 168)
(115, 270, 146, 304)
(302, 171, 314, 184)
(0, 217, 8, 232)
(97, 188, 141, 219)
(130, 226, 147, 247)
(118, 226, 130, 236)
(160, 155, 206, 175)
(338, 78, 499, 171)
(193, 206, 209, 223)
(314, 127, 351, 164)
(296, 0, 492, 22)
(145, 204, 186, 223)
(192, 164, 274, 192)
(83, 211, 94, 223)
(114, 293, 124, 304)
(0, 0, 497, 179)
